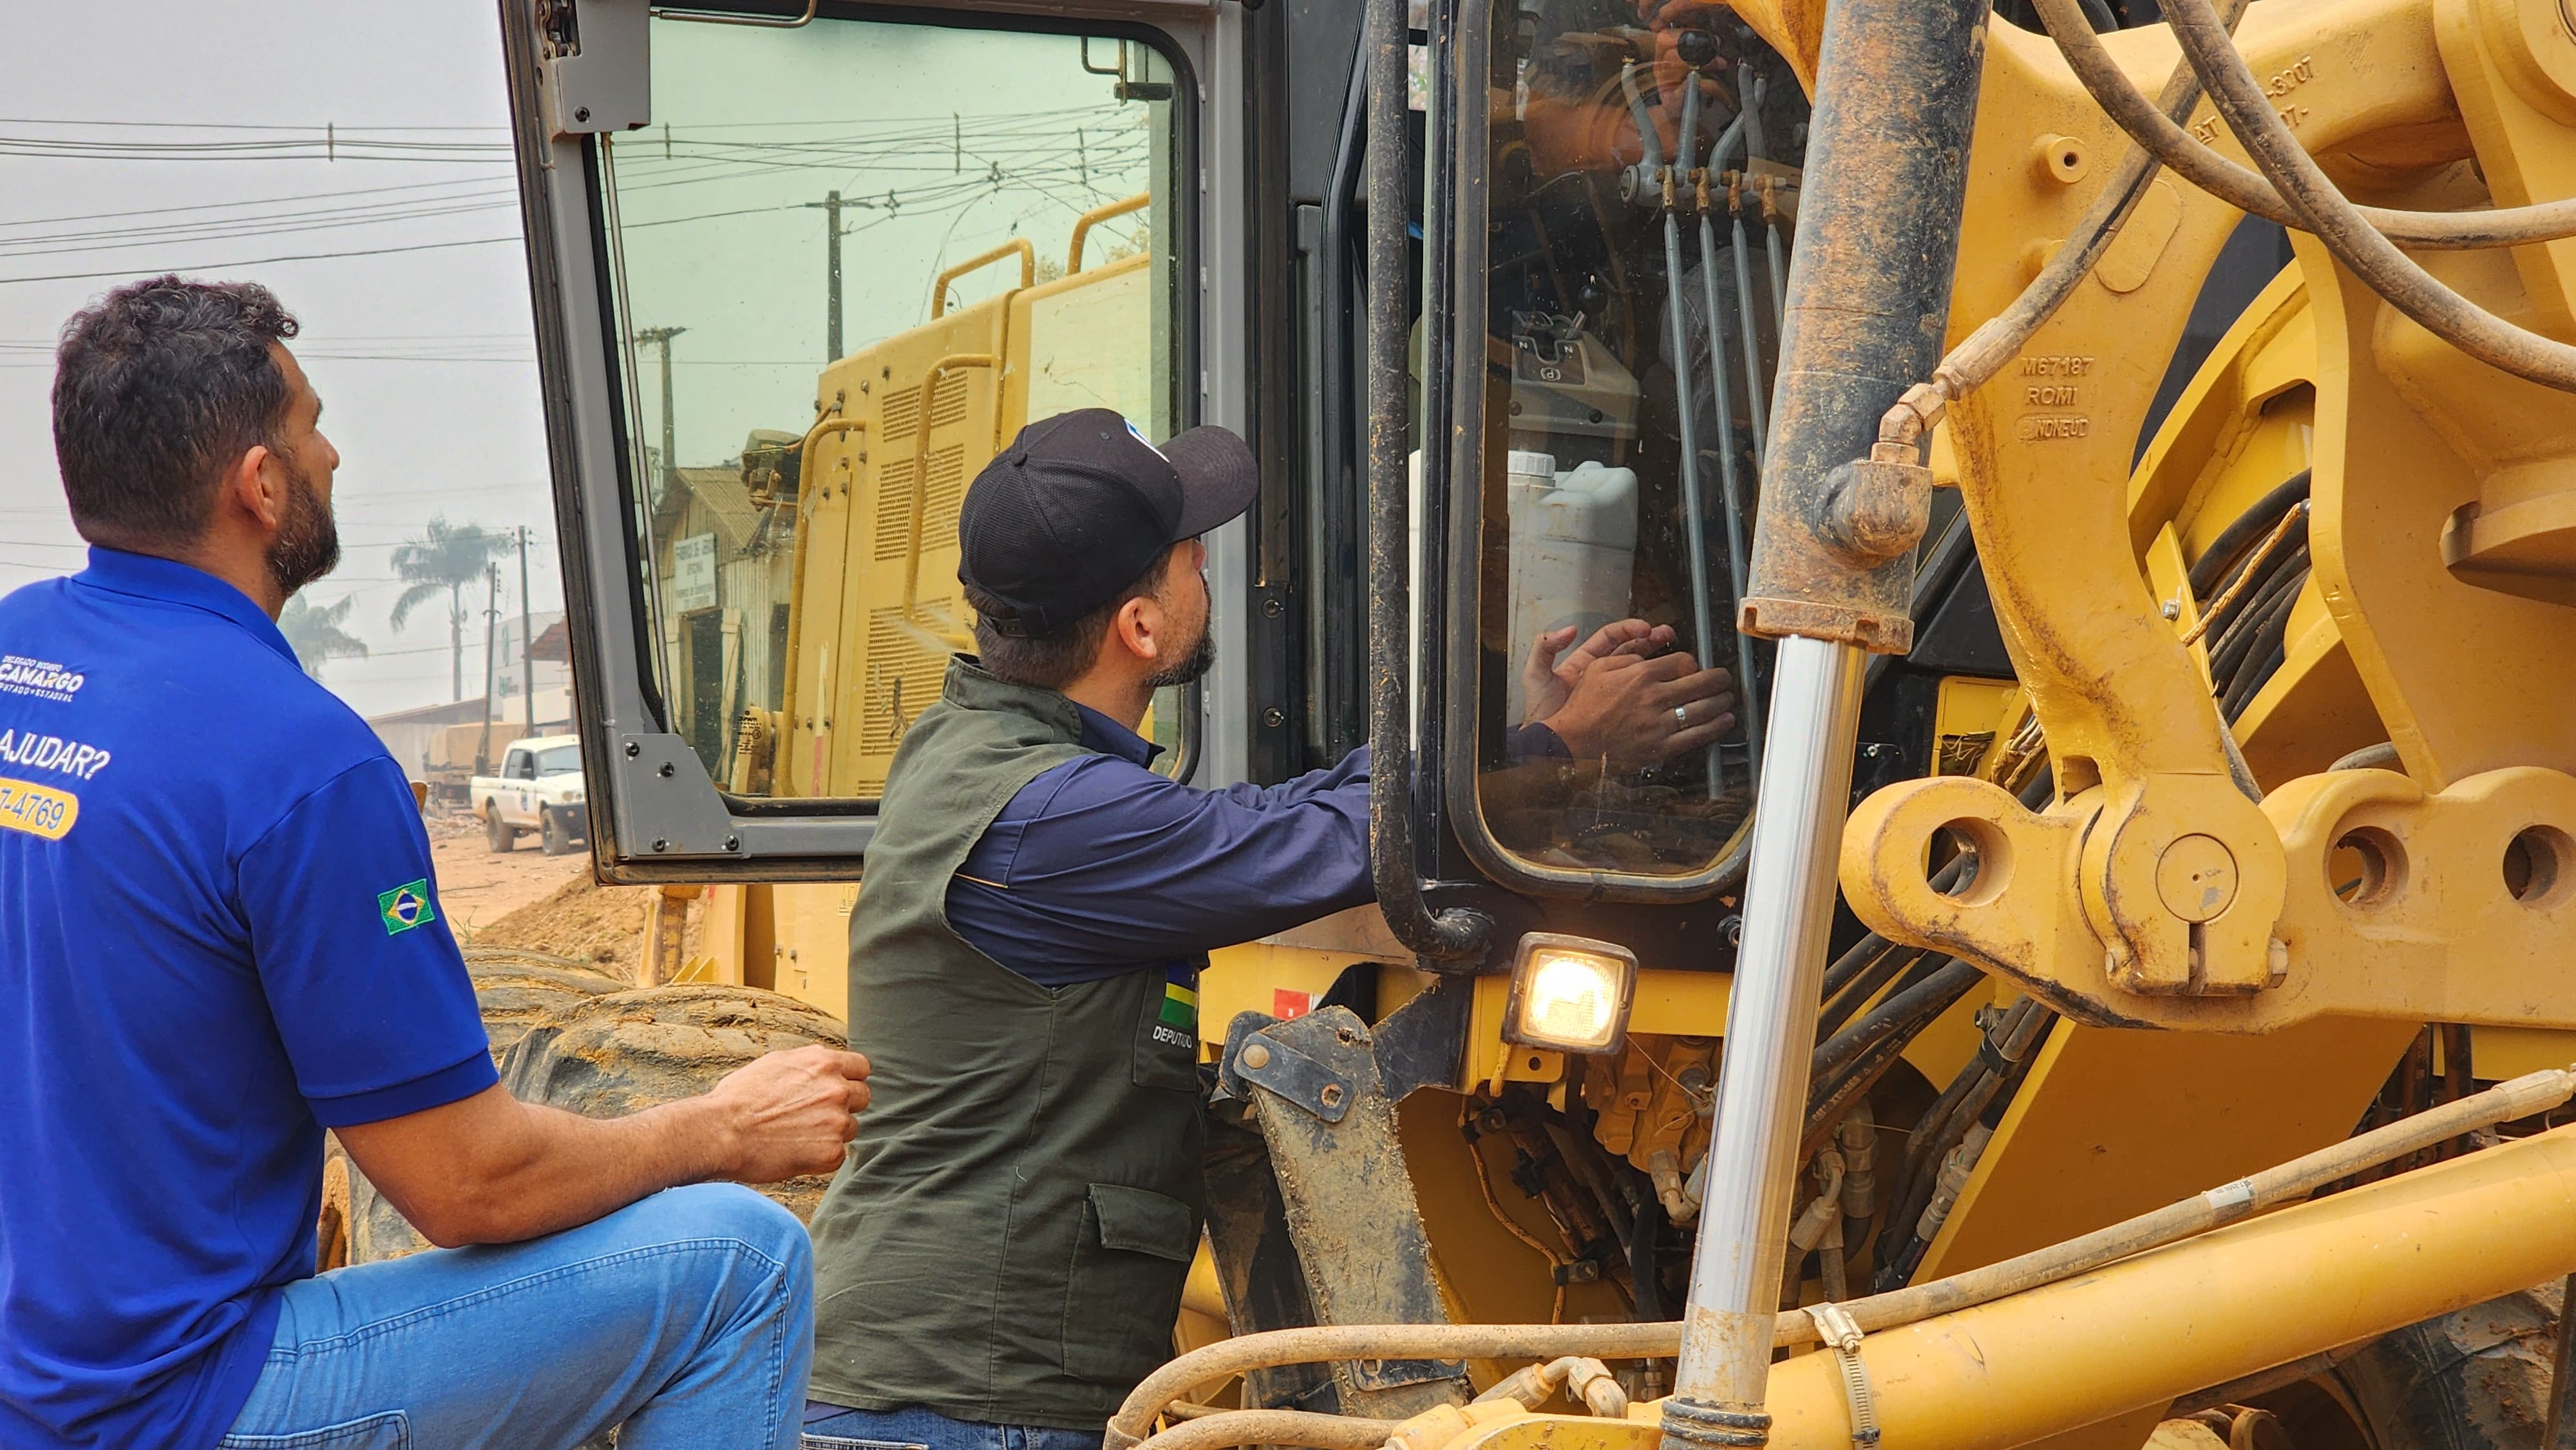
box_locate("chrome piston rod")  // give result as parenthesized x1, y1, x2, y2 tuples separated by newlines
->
(1667, 635, 1866, 1436)
(1659, 0, 1991, 1442)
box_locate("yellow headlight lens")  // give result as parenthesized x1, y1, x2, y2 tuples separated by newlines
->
(1504, 934, 1637, 1053)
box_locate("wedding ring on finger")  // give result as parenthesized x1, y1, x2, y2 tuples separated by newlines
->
(1674, 704, 1689, 724)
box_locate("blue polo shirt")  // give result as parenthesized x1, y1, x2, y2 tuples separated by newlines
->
(0, 549, 496, 1450)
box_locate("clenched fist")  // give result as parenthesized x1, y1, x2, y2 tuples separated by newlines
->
(704, 1044, 872, 1183)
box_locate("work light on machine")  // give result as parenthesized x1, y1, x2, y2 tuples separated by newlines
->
(1502, 933, 1638, 1055)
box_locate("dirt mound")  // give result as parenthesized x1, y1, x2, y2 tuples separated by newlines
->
(471, 871, 659, 972)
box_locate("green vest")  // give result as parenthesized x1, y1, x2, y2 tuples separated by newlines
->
(807, 659, 1208, 1429)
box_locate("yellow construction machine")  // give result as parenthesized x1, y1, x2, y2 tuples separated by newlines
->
(471, 0, 2576, 1444)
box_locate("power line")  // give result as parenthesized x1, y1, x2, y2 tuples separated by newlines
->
(0, 174, 516, 229)
(0, 232, 522, 286)
(0, 117, 506, 131)
(0, 125, 1151, 277)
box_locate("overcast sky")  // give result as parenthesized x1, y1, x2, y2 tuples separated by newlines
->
(1, 5, 555, 720)
(0, 5, 1163, 724)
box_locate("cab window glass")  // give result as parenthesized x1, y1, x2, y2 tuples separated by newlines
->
(1464, 9, 1805, 877)
(504, 749, 533, 780)
(600, 15, 1188, 801)
(535, 745, 581, 776)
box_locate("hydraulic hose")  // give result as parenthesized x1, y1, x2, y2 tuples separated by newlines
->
(1126, 1410, 1400, 1450)
(1745, 71, 1790, 337)
(1812, 855, 1969, 1012)
(1630, 62, 1727, 795)
(1803, 957, 1984, 1152)
(1804, 1062, 2576, 1349)
(2208, 550, 2306, 687)
(2030, 0, 2576, 250)
(2188, 509, 2307, 649)
(1728, 185, 1770, 470)
(1107, 1323, 1687, 1450)
(2159, 0, 2576, 391)
(1102, 1064, 2576, 1450)
(1877, 0, 2249, 450)
(2184, 469, 2309, 598)
(1695, 113, 1767, 779)
(1812, 943, 1925, 1042)
(1809, 957, 1982, 1086)
(1877, 1000, 2055, 1289)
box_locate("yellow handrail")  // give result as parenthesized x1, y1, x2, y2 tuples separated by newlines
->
(900, 355, 996, 623)
(773, 413, 864, 793)
(1067, 192, 1152, 275)
(929, 240, 1035, 319)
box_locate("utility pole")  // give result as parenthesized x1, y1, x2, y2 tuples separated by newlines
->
(802, 191, 847, 362)
(517, 525, 536, 734)
(474, 562, 501, 776)
(635, 325, 687, 497)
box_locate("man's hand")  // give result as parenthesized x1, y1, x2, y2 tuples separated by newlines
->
(1536, 632, 1736, 764)
(703, 1045, 872, 1183)
(1522, 619, 1677, 723)
(337, 1044, 871, 1248)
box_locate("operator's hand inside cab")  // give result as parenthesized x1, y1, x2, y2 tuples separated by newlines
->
(1522, 617, 1737, 766)
(0, 276, 870, 1450)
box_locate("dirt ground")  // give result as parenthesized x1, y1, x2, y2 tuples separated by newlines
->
(422, 813, 589, 936)
(423, 811, 701, 980)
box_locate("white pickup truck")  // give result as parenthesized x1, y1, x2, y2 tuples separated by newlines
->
(470, 734, 590, 856)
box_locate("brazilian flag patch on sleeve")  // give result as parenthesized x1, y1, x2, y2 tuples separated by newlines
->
(377, 879, 437, 936)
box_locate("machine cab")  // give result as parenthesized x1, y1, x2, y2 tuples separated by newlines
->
(495, 0, 1926, 970)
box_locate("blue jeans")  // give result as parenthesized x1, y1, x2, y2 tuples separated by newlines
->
(801, 1404, 1105, 1450)
(220, 1183, 814, 1450)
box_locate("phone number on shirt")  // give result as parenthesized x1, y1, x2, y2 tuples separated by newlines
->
(0, 776, 78, 840)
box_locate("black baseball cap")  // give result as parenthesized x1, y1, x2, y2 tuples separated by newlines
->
(958, 408, 1256, 638)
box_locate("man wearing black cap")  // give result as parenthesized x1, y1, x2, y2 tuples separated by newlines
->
(799, 410, 1732, 1450)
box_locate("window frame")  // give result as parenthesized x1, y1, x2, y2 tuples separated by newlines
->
(1426, 0, 1750, 903)
(504, 0, 1225, 880)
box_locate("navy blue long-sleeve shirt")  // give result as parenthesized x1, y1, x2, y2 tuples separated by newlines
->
(946, 704, 1378, 984)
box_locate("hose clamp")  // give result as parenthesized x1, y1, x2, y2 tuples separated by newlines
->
(1810, 1301, 1881, 1449)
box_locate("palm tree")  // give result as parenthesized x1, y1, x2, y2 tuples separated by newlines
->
(390, 518, 512, 701)
(279, 594, 370, 680)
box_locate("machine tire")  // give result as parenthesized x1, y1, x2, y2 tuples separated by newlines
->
(346, 950, 627, 1265)
(484, 801, 513, 853)
(540, 807, 573, 856)
(462, 947, 627, 1060)
(2329, 1284, 2564, 1450)
(498, 984, 849, 1221)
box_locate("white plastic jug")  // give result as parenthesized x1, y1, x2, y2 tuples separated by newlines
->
(1504, 452, 1639, 723)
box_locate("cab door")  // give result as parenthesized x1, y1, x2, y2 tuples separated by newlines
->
(498, 0, 1251, 879)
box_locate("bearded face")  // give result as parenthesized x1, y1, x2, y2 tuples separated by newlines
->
(263, 451, 340, 599)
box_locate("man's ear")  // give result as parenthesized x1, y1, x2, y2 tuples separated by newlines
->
(215, 443, 283, 532)
(1112, 592, 1167, 665)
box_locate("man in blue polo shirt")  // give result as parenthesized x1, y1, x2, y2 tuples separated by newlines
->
(0, 276, 873, 1450)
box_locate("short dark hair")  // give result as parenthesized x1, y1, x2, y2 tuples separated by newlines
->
(52, 276, 301, 549)
(965, 543, 1175, 690)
